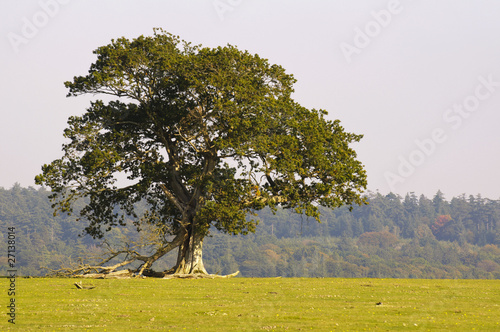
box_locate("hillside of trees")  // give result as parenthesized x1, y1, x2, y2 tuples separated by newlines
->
(1, 184, 499, 279)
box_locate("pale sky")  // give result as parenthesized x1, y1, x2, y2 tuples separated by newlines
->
(1, 0, 500, 200)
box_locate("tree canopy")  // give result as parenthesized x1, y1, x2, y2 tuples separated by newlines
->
(35, 29, 367, 276)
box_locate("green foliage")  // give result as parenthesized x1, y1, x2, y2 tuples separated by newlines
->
(0, 185, 89, 276)
(2, 186, 500, 278)
(35, 29, 367, 245)
(358, 231, 398, 248)
(200, 191, 500, 279)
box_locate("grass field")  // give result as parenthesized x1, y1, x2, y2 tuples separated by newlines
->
(1, 277, 499, 331)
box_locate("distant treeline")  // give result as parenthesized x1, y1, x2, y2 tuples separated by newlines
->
(1, 185, 499, 278)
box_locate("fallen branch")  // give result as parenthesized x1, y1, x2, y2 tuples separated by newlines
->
(79, 269, 133, 279)
(43, 230, 185, 278)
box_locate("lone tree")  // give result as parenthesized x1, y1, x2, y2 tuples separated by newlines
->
(36, 29, 367, 277)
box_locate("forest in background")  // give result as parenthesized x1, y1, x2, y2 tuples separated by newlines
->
(1, 184, 499, 279)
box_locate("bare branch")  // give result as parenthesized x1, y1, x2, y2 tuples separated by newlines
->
(43, 228, 186, 278)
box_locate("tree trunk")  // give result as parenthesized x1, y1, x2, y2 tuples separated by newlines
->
(173, 225, 208, 275)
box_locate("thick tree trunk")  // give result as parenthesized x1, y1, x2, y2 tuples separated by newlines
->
(173, 225, 208, 275)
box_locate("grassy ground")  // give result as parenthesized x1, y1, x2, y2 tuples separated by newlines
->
(1, 277, 499, 331)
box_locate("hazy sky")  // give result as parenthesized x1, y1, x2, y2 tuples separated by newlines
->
(1, 0, 499, 200)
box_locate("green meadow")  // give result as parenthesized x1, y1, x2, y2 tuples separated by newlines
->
(2, 277, 499, 331)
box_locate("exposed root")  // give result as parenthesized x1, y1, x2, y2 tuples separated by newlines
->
(66, 269, 240, 279)
(162, 271, 240, 279)
(44, 228, 233, 280)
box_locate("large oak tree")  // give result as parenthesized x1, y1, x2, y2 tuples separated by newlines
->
(36, 29, 367, 276)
